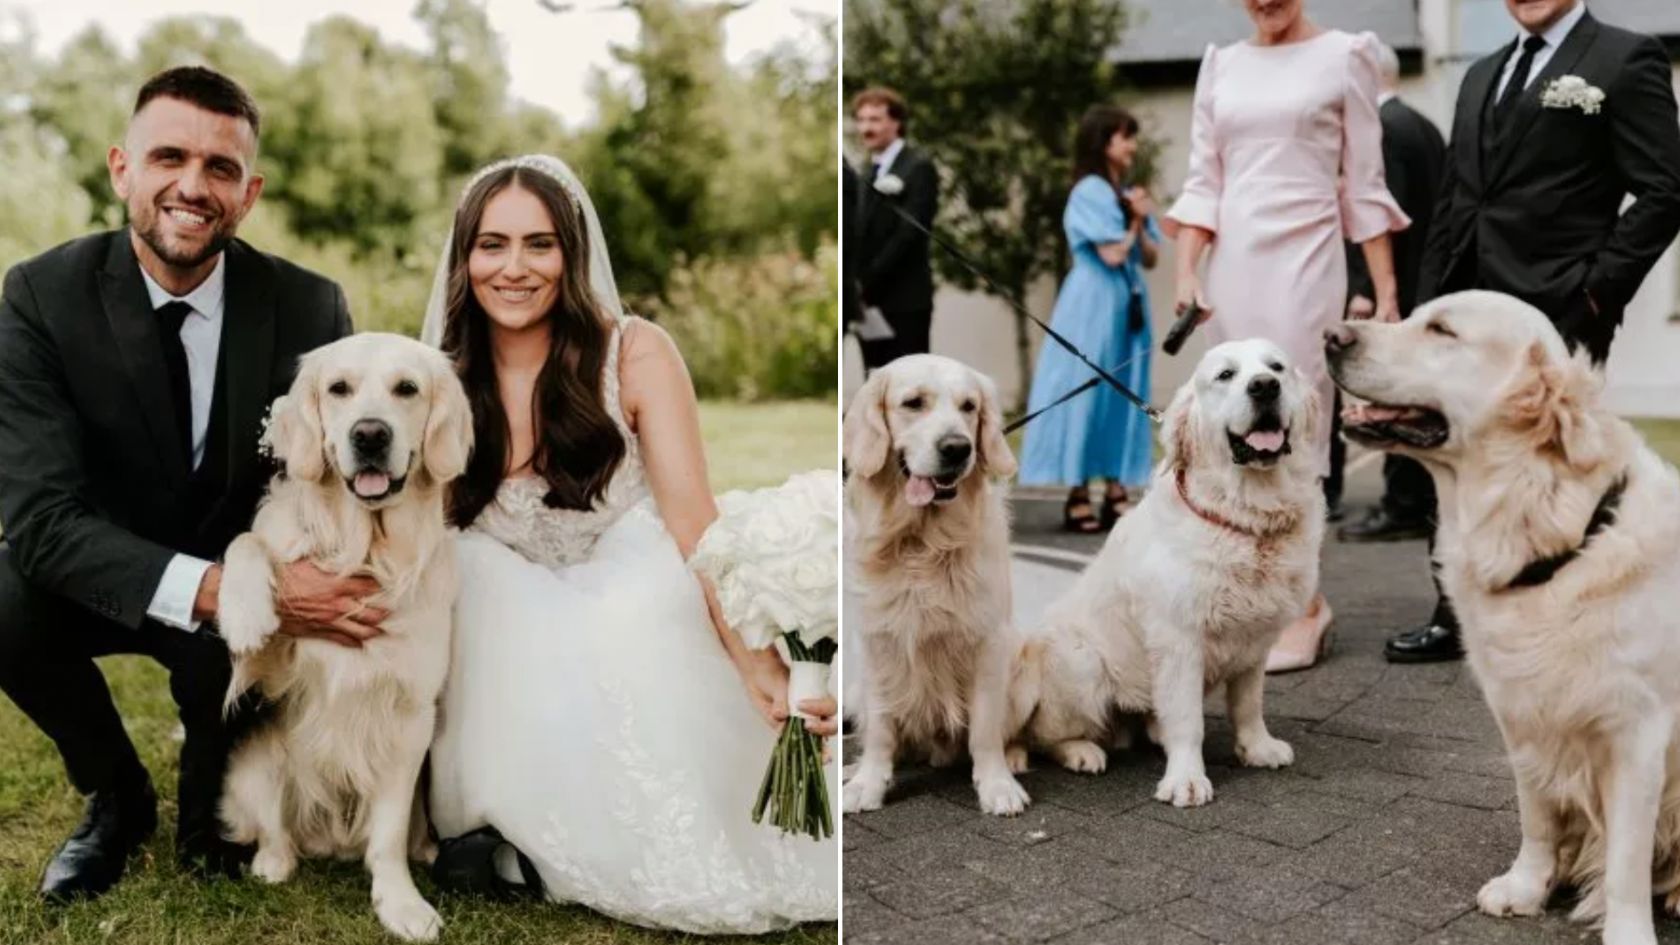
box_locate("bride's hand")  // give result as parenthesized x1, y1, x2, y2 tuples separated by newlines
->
(733, 647, 790, 730)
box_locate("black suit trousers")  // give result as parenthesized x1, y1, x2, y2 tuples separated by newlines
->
(0, 544, 244, 838)
(858, 307, 933, 371)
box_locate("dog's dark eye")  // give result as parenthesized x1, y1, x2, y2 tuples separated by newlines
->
(1216, 369, 1236, 382)
(393, 379, 419, 398)
(1427, 321, 1457, 338)
(1268, 362, 1284, 373)
(959, 400, 977, 413)
(327, 380, 351, 397)
(902, 396, 925, 411)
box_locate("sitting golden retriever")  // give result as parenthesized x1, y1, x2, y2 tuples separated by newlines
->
(217, 333, 472, 943)
(842, 355, 1030, 816)
(1010, 340, 1323, 807)
(1329, 290, 1680, 945)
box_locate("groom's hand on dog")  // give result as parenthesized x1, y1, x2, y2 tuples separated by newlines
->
(197, 561, 388, 647)
(275, 562, 389, 647)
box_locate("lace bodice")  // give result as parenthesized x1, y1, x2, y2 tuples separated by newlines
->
(468, 319, 649, 569)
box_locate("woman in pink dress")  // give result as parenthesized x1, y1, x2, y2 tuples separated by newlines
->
(1164, 0, 1409, 672)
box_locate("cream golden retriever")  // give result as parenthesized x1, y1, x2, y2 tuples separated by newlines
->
(1009, 340, 1323, 807)
(842, 354, 1031, 816)
(216, 333, 472, 943)
(1329, 290, 1680, 945)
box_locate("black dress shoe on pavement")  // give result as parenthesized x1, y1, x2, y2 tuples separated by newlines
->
(39, 775, 158, 904)
(1338, 507, 1431, 543)
(1383, 623, 1464, 663)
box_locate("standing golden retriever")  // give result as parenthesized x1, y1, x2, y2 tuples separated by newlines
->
(1329, 290, 1680, 945)
(842, 355, 1030, 816)
(216, 333, 472, 943)
(1010, 340, 1323, 807)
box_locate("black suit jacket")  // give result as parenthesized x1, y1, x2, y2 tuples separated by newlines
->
(1350, 96, 1447, 316)
(858, 144, 938, 315)
(842, 162, 864, 328)
(1419, 12, 1680, 358)
(0, 230, 351, 628)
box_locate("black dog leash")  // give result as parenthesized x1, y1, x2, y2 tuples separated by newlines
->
(872, 198, 1162, 426)
(1002, 347, 1150, 434)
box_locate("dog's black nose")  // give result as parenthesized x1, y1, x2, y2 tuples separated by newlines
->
(1247, 375, 1280, 403)
(1324, 324, 1357, 357)
(937, 435, 973, 466)
(351, 419, 392, 456)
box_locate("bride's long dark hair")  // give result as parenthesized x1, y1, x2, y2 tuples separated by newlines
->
(442, 166, 627, 527)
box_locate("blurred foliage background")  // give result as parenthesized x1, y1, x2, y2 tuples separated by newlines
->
(0, 0, 838, 400)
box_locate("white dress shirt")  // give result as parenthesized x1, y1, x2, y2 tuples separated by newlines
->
(871, 137, 907, 179)
(138, 253, 226, 632)
(1495, 1, 1588, 100)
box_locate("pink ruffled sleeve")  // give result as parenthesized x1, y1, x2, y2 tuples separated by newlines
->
(1339, 31, 1410, 243)
(1163, 43, 1222, 238)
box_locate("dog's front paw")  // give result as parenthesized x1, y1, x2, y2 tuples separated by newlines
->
(1052, 739, 1107, 774)
(975, 773, 1030, 816)
(1235, 735, 1294, 769)
(1004, 744, 1030, 774)
(218, 597, 280, 655)
(1154, 772, 1214, 808)
(1476, 868, 1551, 918)
(1602, 915, 1659, 945)
(375, 892, 443, 943)
(842, 773, 889, 814)
(250, 845, 296, 884)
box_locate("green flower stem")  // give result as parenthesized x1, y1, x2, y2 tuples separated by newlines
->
(747, 630, 836, 840)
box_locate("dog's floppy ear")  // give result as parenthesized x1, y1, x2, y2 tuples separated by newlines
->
(423, 351, 474, 483)
(266, 353, 326, 482)
(1160, 383, 1197, 471)
(843, 370, 892, 478)
(1506, 341, 1606, 472)
(1296, 367, 1324, 451)
(975, 372, 1017, 478)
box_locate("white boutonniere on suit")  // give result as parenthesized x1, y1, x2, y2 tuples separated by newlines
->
(1540, 75, 1606, 115)
(873, 173, 905, 196)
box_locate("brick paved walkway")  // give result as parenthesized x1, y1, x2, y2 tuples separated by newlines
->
(842, 468, 1680, 945)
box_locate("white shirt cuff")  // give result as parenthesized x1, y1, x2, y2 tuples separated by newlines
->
(146, 554, 213, 632)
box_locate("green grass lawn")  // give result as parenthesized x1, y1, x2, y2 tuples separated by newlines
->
(1633, 418, 1680, 466)
(0, 400, 838, 945)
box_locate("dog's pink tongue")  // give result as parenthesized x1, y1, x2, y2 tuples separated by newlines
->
(353, 472, 390, 498)
(904, 476, 936, 507)
(1244, 430, 1286, 453)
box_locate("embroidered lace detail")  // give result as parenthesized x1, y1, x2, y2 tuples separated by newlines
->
(532, 677, 835, 933)
(469, 317, 649, 569)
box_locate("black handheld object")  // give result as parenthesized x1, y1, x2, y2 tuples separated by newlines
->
(1163, 300, 1204, 356)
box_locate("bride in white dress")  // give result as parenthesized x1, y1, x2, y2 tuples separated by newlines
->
(421, 155, 838, 933)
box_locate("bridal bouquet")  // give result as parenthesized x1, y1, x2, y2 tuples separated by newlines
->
(690, 469, 839, 840)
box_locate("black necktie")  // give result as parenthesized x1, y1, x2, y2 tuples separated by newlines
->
(157, 300, 194, 469)
(1494, 35, 1547, 131)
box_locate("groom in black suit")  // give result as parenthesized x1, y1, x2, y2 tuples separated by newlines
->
(1386, 0, 1680, 663)
(0, 67, 382, 901)
(853, 87, 939, 370)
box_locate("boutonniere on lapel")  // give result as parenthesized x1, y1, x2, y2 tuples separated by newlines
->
(1540, 75, 1605, 115)
(873, 173, 905, 197)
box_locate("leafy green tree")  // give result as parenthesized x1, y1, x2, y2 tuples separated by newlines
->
(416, 0, 517, 177)
(846, 0, 1151, 407)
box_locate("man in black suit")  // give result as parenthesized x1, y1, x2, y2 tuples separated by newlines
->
(1338, 42, 1447, 543)
(1385, 0, 1680, 664)
(852, 87, 938, 370)
(0, 67, 378, 901)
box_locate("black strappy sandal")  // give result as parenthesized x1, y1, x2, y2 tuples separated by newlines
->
(431, 826, 545, 900)
(1063, 488, 1103, 534)
(1101, 485, 1130, 529)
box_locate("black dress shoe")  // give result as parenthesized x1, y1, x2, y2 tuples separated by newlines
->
(432, 827, 543, 900)
(1384, 623, 1464, 663)
(176, 831, 252, 881)
(1338, 507, 1431, 543)
(1325, 499, 1345, 523)
(39, 775, 158, 904)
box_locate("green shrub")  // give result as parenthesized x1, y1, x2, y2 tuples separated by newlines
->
(643, 242, 838, 401)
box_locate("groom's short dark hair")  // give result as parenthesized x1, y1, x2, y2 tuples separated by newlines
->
(134, 66, 261, 138)
(852, 87, 909, 135)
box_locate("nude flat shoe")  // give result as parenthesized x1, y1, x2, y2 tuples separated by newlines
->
(1266, 598, 1335, 674)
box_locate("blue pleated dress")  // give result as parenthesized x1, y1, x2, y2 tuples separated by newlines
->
(1018, 175, 1159, 488)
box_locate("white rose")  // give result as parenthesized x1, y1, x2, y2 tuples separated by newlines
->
(873, 173, 905, 196)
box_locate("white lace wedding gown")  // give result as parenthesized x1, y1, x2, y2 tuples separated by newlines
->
(427, 320, 838, 933)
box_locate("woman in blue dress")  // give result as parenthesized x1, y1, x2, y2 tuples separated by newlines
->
(1019, 105, 1161, 532)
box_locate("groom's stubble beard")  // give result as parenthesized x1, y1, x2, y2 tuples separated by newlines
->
(131, 192, 239, 271)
